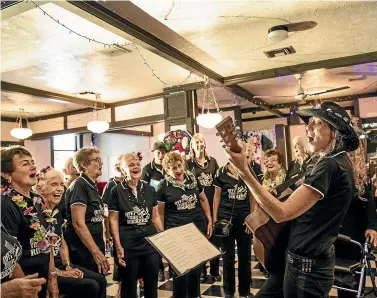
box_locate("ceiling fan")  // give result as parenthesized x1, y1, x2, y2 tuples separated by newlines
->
(254, 74, 350, 104)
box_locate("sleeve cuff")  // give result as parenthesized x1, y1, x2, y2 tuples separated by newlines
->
(70, 202, 87, 207)
(302, 183, 324, 200)
(213, 185, 221, 189)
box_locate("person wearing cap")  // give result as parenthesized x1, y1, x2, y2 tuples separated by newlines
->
(142, 141, 169, 281)
(225, 102, 359, 298)
(142, 142, 167, 190)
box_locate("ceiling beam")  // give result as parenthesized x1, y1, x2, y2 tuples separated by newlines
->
(224, 51, 377, 85)
(230, 85, 284, 117)
(67, 1, 223, 83)
(1, 81, 107, 108)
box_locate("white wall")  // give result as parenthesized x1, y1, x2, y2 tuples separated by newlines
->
(24, 139, 51, 171)
(1, 121, 19, 142)
(96, 133, 151, 182)
(199, 110, 235, 167)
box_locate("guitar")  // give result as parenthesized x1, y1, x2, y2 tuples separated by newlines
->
(215, 116, 304, 273)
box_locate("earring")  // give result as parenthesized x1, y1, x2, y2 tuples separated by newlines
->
(7, 177, 12, 184)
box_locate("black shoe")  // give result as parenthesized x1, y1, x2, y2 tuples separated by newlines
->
(158, 270, 165, 282)
(213, 275, 222, 282)
(168, 270, 173, 280)
(200, 273, 206, 283)
(264, 272, 270, 278)
(239, 295, 254, 298)
(225, 295, 234, 298)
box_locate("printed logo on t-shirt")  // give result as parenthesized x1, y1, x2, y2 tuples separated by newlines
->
(175, 194, 197, 210)
(1, 240, 22, 279)
(91, 204, 105, 223)
(197, 172, 214, 187)
(125, 206, 150, 225)
(228, 185, 247, 201)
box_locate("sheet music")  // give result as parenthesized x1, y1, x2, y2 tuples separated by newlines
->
(146, 223, 221, 275)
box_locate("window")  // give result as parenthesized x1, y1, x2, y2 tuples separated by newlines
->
(52, 134, 80, 172)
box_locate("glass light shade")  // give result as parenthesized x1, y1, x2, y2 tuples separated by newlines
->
(10, 127, 33, 140)
(196, 113, 223, 129)
(87, 120, 109, 134)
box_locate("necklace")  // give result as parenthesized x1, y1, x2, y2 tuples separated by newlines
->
(1, 186, 59, 253)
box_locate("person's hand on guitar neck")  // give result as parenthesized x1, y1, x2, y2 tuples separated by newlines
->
(224, 140, 249, 177)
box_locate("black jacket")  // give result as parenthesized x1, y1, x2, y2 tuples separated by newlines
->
(336, 182, 377, 260)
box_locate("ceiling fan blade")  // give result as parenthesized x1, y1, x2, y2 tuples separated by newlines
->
(254, 95, 294, 99)
(308, 86, 350, 96)
(283, 21, 317, 32)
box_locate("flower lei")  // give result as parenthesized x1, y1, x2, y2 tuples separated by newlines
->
(165, 170, 198, 191)
(2, 185, 58, 254)
(262, 168, 286, 191)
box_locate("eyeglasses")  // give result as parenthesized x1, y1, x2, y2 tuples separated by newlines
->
(89, 158, 103, 165)
(264, 158, 278, 164)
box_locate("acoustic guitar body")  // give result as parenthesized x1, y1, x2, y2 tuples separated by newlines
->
(247, 209, 291, 273)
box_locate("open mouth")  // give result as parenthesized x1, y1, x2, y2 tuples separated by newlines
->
(53, 194, 62, 199)
(29, 173, 36, 179)
(131, 170, 140, 175)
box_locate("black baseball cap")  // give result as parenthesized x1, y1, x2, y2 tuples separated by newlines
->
(152, 142, 167, 152)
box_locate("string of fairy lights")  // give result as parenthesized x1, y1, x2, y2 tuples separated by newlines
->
(2, 0, 377, 138)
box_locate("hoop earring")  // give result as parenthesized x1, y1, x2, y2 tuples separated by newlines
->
(7, 177, 12, 184)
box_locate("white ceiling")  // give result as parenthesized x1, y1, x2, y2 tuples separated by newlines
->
(131, 1, 377, 77)
(1, 1, 377, 119)
(0, 2, 200, 105)
(1, 91, 87, 117)
(239, 62, 377, 104)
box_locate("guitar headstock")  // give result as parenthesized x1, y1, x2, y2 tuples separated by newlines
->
(215, 116, 242, 153)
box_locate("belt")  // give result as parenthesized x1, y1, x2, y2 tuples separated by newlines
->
(287, 252, 334, 273)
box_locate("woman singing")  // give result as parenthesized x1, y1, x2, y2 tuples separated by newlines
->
(36, 166, 107, 298)
(225, 102, 359, 298)
(109, 153, 164, 298)
(212, 142, 254, 298)
(187, 133, 221, 282)
(157, 152, 213, 298)
(1, 146, 50, 298)
(64, 147, 110, 274)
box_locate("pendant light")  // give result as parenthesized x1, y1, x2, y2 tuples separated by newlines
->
(10, 109, 33, 140)
(86, 92, 109, 134)
(196, 76, 222, 129)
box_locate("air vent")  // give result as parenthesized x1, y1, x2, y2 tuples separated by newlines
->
(264, 46, 296, 58)
(96, 44, 132, 58)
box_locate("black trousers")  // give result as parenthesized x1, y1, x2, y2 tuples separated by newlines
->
(255, 269, 284, 298)
(19, 254, 49, 298)
(221, 218, 252, 296)
(173, 267, 201, 298)
(68, 233, 105, 273)
(201, 235, 221, 277)
(58, 264, 107, 298)
(283, 252, 334, 298)
(119, 252, 159, 298)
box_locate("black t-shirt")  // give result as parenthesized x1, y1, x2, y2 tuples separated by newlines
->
(288, 151, 354, 258)
(213, 164, 250, 221)
(1, 224, 22, 283)
(187, 156, 219, 212)
(65, 174, 105, 249)
(142, 161, 165, 190)
(1, 188, 48, 259)
(102, 178, 120, 205)
(57, 186, 68, 219)
(156, 172, 206, 233)
(109, 180, 157, 259)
